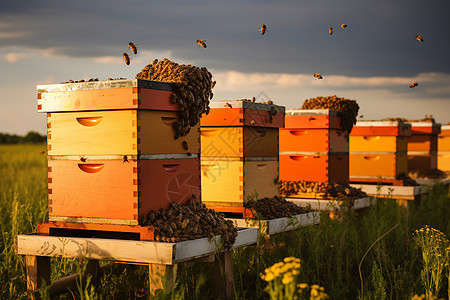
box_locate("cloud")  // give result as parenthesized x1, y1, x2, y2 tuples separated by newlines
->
(4, 52, 33, 62)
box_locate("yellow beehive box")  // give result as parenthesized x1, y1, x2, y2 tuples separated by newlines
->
(201, 158, 278, 207)
(47, 110, 199, 156)
(201, 127, 278, 157)
(350, 153, 407, 180)
(350, 136, 407, 153)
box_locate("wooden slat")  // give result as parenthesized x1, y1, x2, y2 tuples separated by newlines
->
(350, 184, 427, 197)
(286, 197, 375, 212)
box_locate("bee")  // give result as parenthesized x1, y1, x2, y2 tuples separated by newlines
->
(340, 24, 347, 29)
(123, 53, 130, 65)
(251, 96, 256, 102)
(40, 150, 45, 155)
(267, 100, 273, 104)
(225, 102, 233, 108)
(250, 120, 256, 125)
(409, 82, 419, 88)
(359, 115, 364, 118)
(260, 24, 267, 35)
(80, 156, 87, 162)
(329, 27, 333, 35)
(314, 73, 323, 79)
(123, 155, 129, 163)
(128, 42, 137, 55)
(211, 81, 216, 89)
(196, 40, 207, 48)
(182, 141, 188, 150)
(416, 35, 423, 43)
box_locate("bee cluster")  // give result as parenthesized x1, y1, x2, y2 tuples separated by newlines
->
(396, 173, 419, 186)
(136, 58, 214, 138)
(279, 180, 367, 205)
(301, 95, 360, 137)
(408, 168, 447, 180)
(61, 78, 99, 84)
(140, 201, 238, 249)
(244, 196, 307, 220)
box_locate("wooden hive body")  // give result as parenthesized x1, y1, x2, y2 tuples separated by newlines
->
(38, 79, 201, 228)
(349, 121, 411, 182)
(407, 121, 441, 172)
(200, 100, 284, 209)
(438, 125, 450, 172)
(279, 109, 349, 183)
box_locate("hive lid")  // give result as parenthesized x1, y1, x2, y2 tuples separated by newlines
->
(407, 121, 441, 135)
(283, 109, 342, 129)
(208, 100, 285, 113)
(37, 79, 177, 113)
(351, 120, 411, 136)
(285, 109, 340, 117)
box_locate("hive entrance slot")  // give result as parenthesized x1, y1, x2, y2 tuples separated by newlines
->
(49, 228, 141, 240)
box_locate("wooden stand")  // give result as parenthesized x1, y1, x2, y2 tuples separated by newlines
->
(15, 228, 258, 299)
(350, 184, 427, 207)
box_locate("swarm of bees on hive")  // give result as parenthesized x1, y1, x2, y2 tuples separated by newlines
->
(279, 180, 367, 206)
(301, 95, 359, 137)
(396, 173, 419, 186)
(408, 168, 447, 180)
(244, 196, 307, 220)
(140, 201, 238, 249)
(136, 58, 214, 138)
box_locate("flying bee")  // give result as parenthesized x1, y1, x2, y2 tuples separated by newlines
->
(225, 102, 233, 108)
(123, 53, 130, 65)
(211, 81, 216, 89)
(314, 73, 323, 79)
(182, 141, 188, 151)
(329, 27, 333, 35)
(409, 82, 419, 88)
(196, 40, 207, 48)
(340, 24, 347, 28)
(416, 35, 423, 43)
(80, 156, 87, 162)
(128, 42, 137, 55)
(260, 24, 267, 35)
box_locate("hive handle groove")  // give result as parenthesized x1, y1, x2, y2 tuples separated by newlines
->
(78, 164, 105, 173)
(162, 164, 180, 173)
(76, 117, 103, 127)
(161, 117, 177, 126)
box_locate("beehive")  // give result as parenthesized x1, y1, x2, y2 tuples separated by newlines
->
(200, 100, 285, 209)
(279, 110, 349, 183)
(38, 79, 201, 226)
(438, 125, 450, 172)
(349, 120, 411, 183)
(407, 121, 441, 172)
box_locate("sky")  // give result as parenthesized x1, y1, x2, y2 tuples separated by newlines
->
(1, 0, 449, 135)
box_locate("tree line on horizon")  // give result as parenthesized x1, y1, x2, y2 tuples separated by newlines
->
(0, 131, 46, 144)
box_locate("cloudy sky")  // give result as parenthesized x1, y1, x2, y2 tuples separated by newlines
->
(1, 0, 449, 135)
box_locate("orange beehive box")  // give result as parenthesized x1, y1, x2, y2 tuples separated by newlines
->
(350, 121, 411, 137)
(279, 154, 349, 183)
(350, 136, 408, 153)
(201, 127, 279, 157)
(284, 109, 342, 129)
(37, 79, 177, 112)
(438, 125, 450, 151)
(201, 158, 278, 207)
(407, 135, 438, 152)
(48, 156, 200, 225)
(47, 110, 199, 156)
(280, 129, 348, 153)
(408, 121, 441, 135)
(200, 100, 285, 128)
(407, 153, 438, 172)
(349, 153, 407, 180)
(438, 153, 450, 172)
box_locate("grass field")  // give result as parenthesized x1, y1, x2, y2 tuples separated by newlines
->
(1, 144, 449, 299)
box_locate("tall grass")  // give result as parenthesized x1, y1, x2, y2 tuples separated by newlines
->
(1, 144, 449, 298)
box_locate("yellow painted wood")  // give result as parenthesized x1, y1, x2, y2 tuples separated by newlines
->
(438, 135, 450, 151)
(438, 153, 450, 172)
(350, 153, 407, 177)
(201, 127, 278, 157)
(48, 110, 199, 155)
(350, 136, 406, 152)
(201, 159, 278, 207)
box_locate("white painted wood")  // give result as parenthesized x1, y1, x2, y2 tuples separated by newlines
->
(350, 184, 427, 197)
(208, 100, 285, 112)
(354, 120, 407, 127)
(15, 228, 259, 265)
(414, 177, 450, 186)
(227, 212, 320, 235)
(286, 197, 374, 212)
(285, 109, 339, 116)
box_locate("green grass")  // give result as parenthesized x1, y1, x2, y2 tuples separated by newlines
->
(1, 144, 449, 299)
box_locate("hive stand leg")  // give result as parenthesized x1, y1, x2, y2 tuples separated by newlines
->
(149, 263, 176, 299)
(211, 250, 234, 300)
(86, 260, 101, 286)
(26, 255, 50, 299)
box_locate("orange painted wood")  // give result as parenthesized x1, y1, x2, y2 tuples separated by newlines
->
(438, 152, 450, 172)
(208, 207, 254, 218)
(201, 108, 284, 128)
(408, 122, 441, 135)
(407, 153, 438, 172)
(349, 153, 407, 178)
(284, 114, 342, 129)
(37, 222, 155, 241)
(351, 122, 411, 137)
(279, 154, 349, 183)
(47, 110, 199, 155)
(350, 136, 408, 152)
(48, 157, 200, 224)
(201, 159, 278, 207)
(201, 127, 279, 157)
(279, 128, 348, 153)
(37, 79, 177, 113)
(408, 135, 438, 152)
(439, 126, 450, 151)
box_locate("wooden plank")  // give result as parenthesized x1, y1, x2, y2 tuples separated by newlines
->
(351, 121, 411, 137)
(15, 229, 258, 265)
(286, 197, 374, 212)
(350, 184, 427, 197)
(149, 264, 176, 298)
(228, 212, 320, 235)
